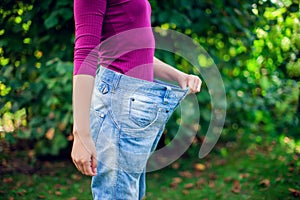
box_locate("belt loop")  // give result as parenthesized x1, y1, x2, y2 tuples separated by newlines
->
(112, 73, 121, 92)
(96, 65, 101, 75)
(163, 86, 171, 104)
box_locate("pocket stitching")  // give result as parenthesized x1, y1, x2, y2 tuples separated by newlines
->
(128, 97, 158, 127)
(122, 108, 162, 135)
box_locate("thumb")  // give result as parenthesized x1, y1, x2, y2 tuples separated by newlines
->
(179, 79, 191, 94)
(179, 80, 188, 90)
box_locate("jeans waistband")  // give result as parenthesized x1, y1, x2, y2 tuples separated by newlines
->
(96, 66, 189, 103)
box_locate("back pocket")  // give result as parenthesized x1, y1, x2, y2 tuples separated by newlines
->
(128, 94, 159, 128)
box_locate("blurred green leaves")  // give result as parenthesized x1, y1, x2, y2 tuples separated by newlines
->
(152, 0, 299, 142)
(0, 0, 299, 157)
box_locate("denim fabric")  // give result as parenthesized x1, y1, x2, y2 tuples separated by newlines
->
(90, 66, 189, 200)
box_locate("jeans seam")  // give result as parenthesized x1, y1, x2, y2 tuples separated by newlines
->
(116, 128, 121, 200)
(122, 108, 162, 134)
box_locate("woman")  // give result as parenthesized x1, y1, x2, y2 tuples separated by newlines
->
(71, 0, 201, 199)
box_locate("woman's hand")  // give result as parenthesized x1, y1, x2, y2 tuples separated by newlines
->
(71, 130, 97, 176)
(176, 73, 202, 94)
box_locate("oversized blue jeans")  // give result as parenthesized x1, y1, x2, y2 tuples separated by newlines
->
(90, 66, 189, 200)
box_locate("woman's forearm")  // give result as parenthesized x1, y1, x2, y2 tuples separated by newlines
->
(153, 57, 185, 82)
(72, 75, 95, 137)
(153, 57, 202, 93)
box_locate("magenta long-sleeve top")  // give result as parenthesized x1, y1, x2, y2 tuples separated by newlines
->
(73, 0, 155, 81)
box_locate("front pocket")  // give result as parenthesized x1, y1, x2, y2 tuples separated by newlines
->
(128, 95, 159, 128)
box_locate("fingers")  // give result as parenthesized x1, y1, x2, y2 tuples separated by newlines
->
(91, 156, 98, 174)
(81, 159, 96, 176)
(72, 156, 97, 176)
(71, 135, 98, 176)
(186, 75, 202, 94)
(179, 79, 188, 90)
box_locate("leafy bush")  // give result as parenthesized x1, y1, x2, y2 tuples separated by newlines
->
(0, 0, 299, 158)
(0, 1, 74, 155)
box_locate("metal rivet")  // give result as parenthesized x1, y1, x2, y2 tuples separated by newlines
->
(102, 85, 109, 94)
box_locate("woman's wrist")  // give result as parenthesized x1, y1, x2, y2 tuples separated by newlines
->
(173, 70, 186, 83)
(73, 128, 92, 139)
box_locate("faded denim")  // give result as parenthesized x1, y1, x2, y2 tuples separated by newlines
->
(90, 66, 189, 200)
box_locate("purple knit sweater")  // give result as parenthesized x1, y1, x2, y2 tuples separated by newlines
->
(74, 0, 154, 81)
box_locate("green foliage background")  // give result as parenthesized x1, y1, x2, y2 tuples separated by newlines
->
(0, 0, 299, 157)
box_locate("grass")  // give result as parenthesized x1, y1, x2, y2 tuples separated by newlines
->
(1, 135, 299, 200)
(1, 161, 92, 200)
(146, 137, 300, 200)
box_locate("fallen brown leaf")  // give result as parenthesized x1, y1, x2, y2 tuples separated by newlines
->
(55, 191, 62, 196)
(239, 173, 250, 179)
(224, 177, 232, 183)
(54, 184, 62, 190)
(194, 170, 202, 177)
(209, 173, 217, 180)
(194, 163, 206, 171)
(231, 180, 241, 194)
(169, 182, 178, 189)
(172, 162, 180, 170)
(178, 171, 193, 178)
(289, 188, 300, 197)
(275, 176, 283, 182)
(170, 177, 182, 189)
(71, 174, 82, 181)
(209, 181, 215, 189)
(259, 179, 270, 188)
(173, 177, 183, 184)
(215, 159, 226, 166)
(184, 183, 194, 189)
(196, 178, 206, 188)
(17, 189, 27, 196)
(2, 177, 13, 183)
(182, 190, 189, 195)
